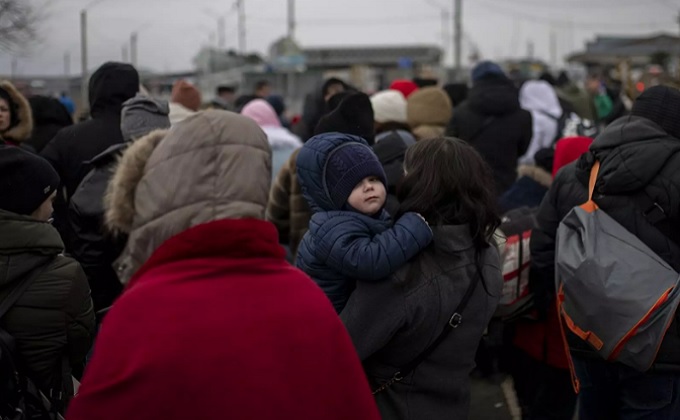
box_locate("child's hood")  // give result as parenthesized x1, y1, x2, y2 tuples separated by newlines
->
(296, 132, 373, 214)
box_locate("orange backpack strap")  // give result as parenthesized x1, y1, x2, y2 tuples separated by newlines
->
(580, 161, 600, 212)
(556, 285, 581, 394)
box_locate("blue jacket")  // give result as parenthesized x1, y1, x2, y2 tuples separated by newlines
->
(296, 132, 433, 312)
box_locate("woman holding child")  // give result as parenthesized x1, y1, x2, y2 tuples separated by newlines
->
(297, 135, 503, 420)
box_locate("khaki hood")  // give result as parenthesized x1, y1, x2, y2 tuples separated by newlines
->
(0, 81, 33, 143)
(105, 110, 271, 282)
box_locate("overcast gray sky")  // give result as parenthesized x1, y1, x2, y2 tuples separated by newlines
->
(1, 0, 678, 76)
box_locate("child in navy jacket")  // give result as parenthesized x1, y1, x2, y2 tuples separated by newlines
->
(296, 132, 433, 312)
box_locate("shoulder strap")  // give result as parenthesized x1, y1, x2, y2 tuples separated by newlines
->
(0, 261, 53, 320)
(579, 161, 600, 212)
(467, 116, 496, 143)
(536, 109, 561, 122)
(374, 257, 483, 394)
(584, 162, 675, 245)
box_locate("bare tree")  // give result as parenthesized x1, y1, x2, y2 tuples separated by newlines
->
(0, 0, 38, 52)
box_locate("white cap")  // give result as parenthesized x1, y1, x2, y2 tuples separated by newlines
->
(370, 90, 408, 124)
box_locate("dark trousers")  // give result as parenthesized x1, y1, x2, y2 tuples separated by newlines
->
(574, 357, 680, 420)
(510, 348, 577, 420)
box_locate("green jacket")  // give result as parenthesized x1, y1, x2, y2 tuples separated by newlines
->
(0, 210, 95, 396)
(557, 84, 597, 122)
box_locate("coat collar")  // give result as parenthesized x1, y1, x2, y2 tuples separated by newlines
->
(0, 209, 64, 254)
(431, 225, 475, 253)
(128, 219, 286, 286)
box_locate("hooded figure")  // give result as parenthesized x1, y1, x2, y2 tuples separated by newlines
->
(293, 77, 350, 142)
(66, 110, 380, 420)
(446, 62, 532, 196)
(241, 99, 302, 181)
(26, 96, 73, 153)
(68, 95, 170, 312)
(0, 80, 33, 147)
(406, 87, 452, 140)
(530, 86, 680, 419)
(41, 62, 139, 249)
(315, 92, 375, 145)
(519, 80, 563, 165)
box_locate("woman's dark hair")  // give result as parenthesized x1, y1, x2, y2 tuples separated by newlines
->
(397, 137, 500, 249)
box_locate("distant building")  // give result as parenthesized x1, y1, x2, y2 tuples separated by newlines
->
(193, 48, 264, 74)
(567, 33, 680, 68)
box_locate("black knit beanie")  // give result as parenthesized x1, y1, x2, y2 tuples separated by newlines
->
(324, 142, 387, 210)
(631, 86, 680, 140)
(315, 92, 375, 145)
(0, 146, 60, 215)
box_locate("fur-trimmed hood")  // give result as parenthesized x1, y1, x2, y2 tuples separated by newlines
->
(517, 164, 553, 188)
(0, 80, 33, 143)
(105, 110, 271, 283)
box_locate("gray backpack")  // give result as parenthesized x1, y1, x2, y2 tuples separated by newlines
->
(556, 161, 680, 387)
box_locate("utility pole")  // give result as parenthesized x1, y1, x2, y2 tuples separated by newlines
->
(238, 0, 246, 54)
(453, 0, 462, 79)
(550, 29, 557, 68)
(287, 0, 296, 104)
(441, 9, 450, 67)
(288, 0, 295, 39)
(218, 16, 226, 49)
(10, 58, 17, 81)
(130, 32, 138, 68)
(676, 11, 680, 78)
(80, 9, 88, 111)
(64, 52, 71, 77)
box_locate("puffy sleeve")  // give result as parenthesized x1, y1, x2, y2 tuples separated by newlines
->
(315, 212, 432, 281)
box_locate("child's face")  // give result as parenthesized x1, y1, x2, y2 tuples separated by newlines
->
(347, 176, 386, 216)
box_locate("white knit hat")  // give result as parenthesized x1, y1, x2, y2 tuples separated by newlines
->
(370, 90, 408, 124)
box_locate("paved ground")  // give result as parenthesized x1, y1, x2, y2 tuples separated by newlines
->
(469, 375, 519, 420)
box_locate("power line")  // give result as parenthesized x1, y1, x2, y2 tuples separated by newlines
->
(248, 15, 441, 26)
(495, 0, 653, 8)
(475, 0, 676, 29)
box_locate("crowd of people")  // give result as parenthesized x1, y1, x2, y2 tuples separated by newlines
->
(0, 58, 679, 420)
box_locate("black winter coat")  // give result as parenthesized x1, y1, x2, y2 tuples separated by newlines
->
(446, 77, 533, 196)
(341, 225, 502, 420)
(531, 116, 680, 369)
(0, 210, 95, 396)
(41, 63, 139, 248)
(69, 144, 127, 312)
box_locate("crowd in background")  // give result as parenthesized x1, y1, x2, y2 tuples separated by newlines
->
(1, 57, 679, 420)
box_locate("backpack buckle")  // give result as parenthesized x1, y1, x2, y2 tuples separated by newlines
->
(449, 313, 463, 328)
